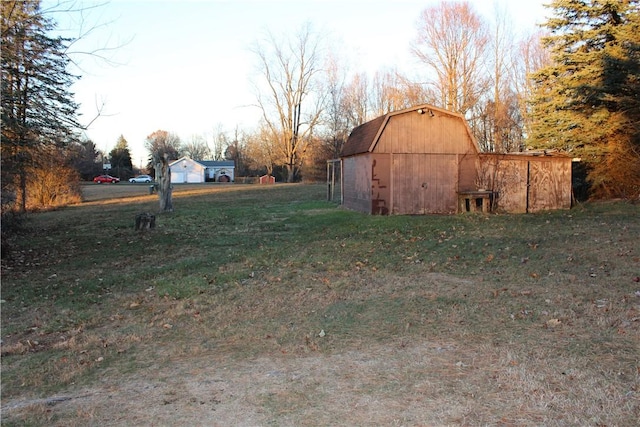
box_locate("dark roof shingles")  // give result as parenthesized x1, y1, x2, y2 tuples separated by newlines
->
(341, 115, 386, 157)
(198, 160, 235, 167)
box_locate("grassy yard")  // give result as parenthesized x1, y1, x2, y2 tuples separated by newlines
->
(1, 183, 639, 426)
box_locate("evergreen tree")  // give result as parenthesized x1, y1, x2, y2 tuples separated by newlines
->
(109, 135, 133, 179)
(529, 0, 640, 198)
(1, 0, 80, 211)
(69, 139, 103, 181)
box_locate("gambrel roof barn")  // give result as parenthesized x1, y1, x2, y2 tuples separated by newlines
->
(339, 105, 572, 215)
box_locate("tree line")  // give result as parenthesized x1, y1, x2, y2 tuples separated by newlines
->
(2, 0, 639, 218)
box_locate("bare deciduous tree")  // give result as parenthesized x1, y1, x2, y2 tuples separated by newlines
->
(224, 127, 248, 176)
(210, 124, 229, 161)
(512, 31, 550, 142)
(342, 72, 370, 126)
(144, 130, 181, 167)
(244, 125, 277, 177)
(252, 22, 325, 182)
(321, 53, 351, 159)
(471, 4, 526, 153)
(369, 68, 432, 117)
(490, 3, 512, 152)
(370, 69, 406, 117)
(183, 134, 210, 161)
(411, 1, 489, 115)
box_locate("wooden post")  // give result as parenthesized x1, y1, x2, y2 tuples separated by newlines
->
(331, 161, 336, 201)
(326, 159, 340, 202)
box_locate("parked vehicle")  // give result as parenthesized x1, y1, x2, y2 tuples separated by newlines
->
(129, 175, 153, 183)
(93, 175, 120, 184)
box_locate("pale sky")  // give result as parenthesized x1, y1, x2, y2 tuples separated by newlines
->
(48, 0, 549, 167)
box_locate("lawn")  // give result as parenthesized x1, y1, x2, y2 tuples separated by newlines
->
(1, 183, 639, 426)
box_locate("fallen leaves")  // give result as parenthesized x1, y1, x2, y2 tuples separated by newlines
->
(492, 288, 508, 298)
(491, 288, 533, 298)
(545, 318, 561, 328)
(304, 334, 319, 351)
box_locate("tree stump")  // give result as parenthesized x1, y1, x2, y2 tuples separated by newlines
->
(135, 212, 156, 230)
(154, 153, 173, 212)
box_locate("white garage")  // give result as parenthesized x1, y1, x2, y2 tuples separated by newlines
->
(169, 157, 206, 183)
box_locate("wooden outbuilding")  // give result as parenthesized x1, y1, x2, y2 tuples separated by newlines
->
(340, 105, 479, 215)
(339, 104, 572, 215)
(477, 152, 573, 213)
(259, 175, 276, 184)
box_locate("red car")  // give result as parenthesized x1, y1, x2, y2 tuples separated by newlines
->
(93, 175, 120, 184)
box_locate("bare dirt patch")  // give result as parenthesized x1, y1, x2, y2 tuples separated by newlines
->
(3, 271, 638, 426)
(4, 337, 636, 426)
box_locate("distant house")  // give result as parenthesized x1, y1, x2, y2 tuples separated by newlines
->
(339, 104, 572, 215)
(169, 157, 235, 183)
(198, 160, 235, 182)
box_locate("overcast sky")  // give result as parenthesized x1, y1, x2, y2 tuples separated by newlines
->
(47, 0, 549, 167)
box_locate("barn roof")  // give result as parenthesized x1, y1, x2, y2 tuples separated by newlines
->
(340, 104, 478, 157)
(341, 115, 386, 157)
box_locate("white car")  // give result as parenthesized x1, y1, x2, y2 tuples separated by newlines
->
(129, 175, 153, 183)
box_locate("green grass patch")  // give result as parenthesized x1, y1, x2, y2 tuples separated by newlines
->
(2, 184, 639, 425)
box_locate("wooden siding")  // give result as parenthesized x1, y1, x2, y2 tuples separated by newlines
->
(490, 158, 529, 214)
(392, 154, 458, 214)
(342, 155, 372, 213)
(478, 154, 572, 213)
(528, 159, 572, 212)
(376, 113, 474, 155)
(371, 154, 391, 214)
(458, 153, 478, 192)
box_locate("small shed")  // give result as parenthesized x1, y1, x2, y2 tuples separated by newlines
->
(340, 104, 479, 215)
(478, 152, 573, 213)
(169, 158, 235, 183)
(259, 175, 276, 184)
(340, 104, 572, 215)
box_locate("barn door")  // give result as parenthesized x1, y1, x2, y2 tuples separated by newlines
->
(527, 160, 572, 212)
(392, 154, 458, 214)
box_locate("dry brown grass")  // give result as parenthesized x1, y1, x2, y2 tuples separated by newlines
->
(1, 184, 638, 426)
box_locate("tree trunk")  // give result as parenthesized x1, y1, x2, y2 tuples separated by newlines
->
(155, 153, 173, 212)
(19, 166, 27, 213)
(286, 163, 295, 183)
